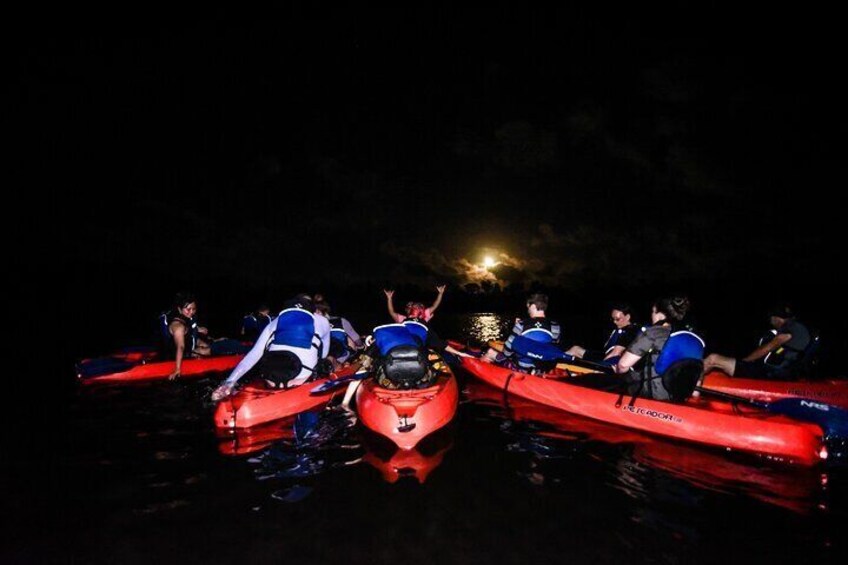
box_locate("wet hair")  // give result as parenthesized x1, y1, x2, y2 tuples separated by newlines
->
(526, 293, 549, 311)
(654, 296, 690, 321)
(610, 302, 632, 317)
(405, 302, 427, 319)
(768, 303, 795, 319)
(174, 292, 196, 310)
(315, 301, 331, 315)
(284, 293, 315, 312)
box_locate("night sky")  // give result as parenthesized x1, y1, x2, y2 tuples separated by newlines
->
(16, 13, 843, 349)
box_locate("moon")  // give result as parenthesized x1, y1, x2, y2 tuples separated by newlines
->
(482, 256, 496, 268)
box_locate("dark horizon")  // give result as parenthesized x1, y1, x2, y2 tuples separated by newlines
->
(14, 14, 842, 359)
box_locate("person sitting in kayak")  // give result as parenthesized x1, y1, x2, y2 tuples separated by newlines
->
(384, 285, 446, 323)
(481, 293, 563, 373)
(564, 303, 644, 365)
(240, 304, 272, 342)
(315, 300, 363, 366)
(161, 292, 212, 381)
(703, 303, 812, 380)
(340, 318, 470, 409)
(210, 294, 331, 401)
(615, 296, 705, 401)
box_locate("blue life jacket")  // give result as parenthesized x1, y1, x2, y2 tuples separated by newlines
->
(516, 317, 561, 344)
(506, 319, 563, 370)
(402, 319, 429, 346)
(242, 313, 271, 340)
(372, 323, 430, 388)
(373, 324, 420, 357)
(328, 316, 350, 360)
(329, 316, 348, 345)
(638, 329, 706, 401)
(509, 334, 565, 364)
(271, 308, 320, 351)
(655, 330, 705, 375)
(604, 324, 646, 354)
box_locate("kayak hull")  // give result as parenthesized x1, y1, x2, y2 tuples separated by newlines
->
(357, 359, 459, 450)
(461, 358, 825, 466)
(77, 354, 244, 384)
(214, 364, 360, 430)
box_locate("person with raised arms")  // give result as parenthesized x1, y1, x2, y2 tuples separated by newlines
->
(384, 285, 446, 324)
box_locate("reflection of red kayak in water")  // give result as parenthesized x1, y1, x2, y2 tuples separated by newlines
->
(216, 418, 297, 456)
(76, 354, 244, 384)
(461, 357, 826, 466)
(214, 363, 361, 430)
(701, 371, 848, 409)
(362, 430, 453, 484)
(465, 382, 822, 514)
(217, 410, 453, 484)
(356, 355, 459, 450)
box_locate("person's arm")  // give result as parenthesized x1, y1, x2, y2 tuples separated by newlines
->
(501, 320, 524, 358)
(445, 344, 472, 358)
(604, 345, 627, 360)
(425, 329, 470, 358)
(168, 323, 187, 380)
(342, 318, 363, 349)
(211, 321, 275, 400)
(615, 351, 642, 374)
(317, 316, 332, 358)
(742, 333, 792, 362)
(428, 285, 446, 315)
(615, 330, 653, 374)
(384, 289, 398, 321)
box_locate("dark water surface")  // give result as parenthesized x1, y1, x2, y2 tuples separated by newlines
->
(4, 314, 845, 564)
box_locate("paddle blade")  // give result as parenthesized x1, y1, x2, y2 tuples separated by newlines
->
(768, 398, 848, 438)
(309, 371, 369, 395)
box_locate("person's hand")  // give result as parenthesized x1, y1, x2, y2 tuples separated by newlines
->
(168, 370, 181, 381)
(211, 382, 235, 402)
(197, 326, 209, 335)
(383, 289, 394, 299)
(436, 285, 446, 294)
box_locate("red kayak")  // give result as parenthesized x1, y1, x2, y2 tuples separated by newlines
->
(77, 354, 244, 384)
(79, 346, 159, 365)
(356, 355, 459, 450)
(465, 382, 822, 514)
(461, 358, 826, 466)
(214, 363, 361, 430)
(701, 371, 848, 409)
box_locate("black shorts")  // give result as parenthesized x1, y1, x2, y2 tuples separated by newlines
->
(582, 350, 607, 363)
(734, 360, 793, 380)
